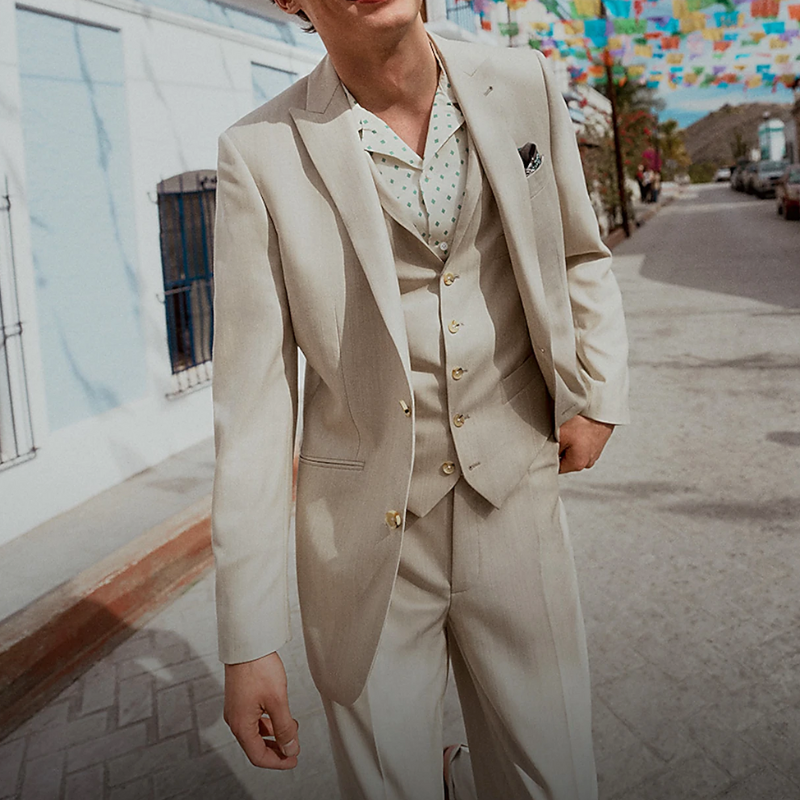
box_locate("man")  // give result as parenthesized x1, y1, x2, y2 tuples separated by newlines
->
(211, 0, 629, 796)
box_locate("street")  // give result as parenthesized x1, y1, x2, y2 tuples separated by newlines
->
(2, 182, 800, 799)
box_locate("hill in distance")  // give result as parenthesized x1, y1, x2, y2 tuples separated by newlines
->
(682, 102, 794, 166)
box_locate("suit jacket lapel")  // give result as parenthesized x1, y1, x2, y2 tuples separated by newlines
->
(289, 57, 412, 381)
(433, 36, 554, 374)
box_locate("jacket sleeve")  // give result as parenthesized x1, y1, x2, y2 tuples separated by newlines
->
(535, 51, 630, 425)
(211, 130, 298, 664)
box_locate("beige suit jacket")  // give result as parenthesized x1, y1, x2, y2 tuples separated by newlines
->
(211, 34, 629, 705)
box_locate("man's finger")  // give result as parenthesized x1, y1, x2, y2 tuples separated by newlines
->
(231, 716, 298, 770)
(266, 697, 300, 757)
(559, 446, 587, 474)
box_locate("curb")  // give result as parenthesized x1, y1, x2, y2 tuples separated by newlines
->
(0, 497, 212, 740)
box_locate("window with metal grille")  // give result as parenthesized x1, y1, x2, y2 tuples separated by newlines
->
(445, 0, 476, 34)
(156, 170, 216, 396)
(0, 179, 36, 469)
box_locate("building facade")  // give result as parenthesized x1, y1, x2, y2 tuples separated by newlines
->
(0, 0, 326, 544)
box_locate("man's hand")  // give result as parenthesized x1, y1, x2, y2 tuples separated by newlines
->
(224, 652, 300, 770)
(558, 415, 615, 474)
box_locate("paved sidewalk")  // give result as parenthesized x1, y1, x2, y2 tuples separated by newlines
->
(2, 183, 800, 799)
(0, 533, 467, 800)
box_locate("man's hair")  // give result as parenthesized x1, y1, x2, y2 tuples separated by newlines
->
(270, 0, 316, 33)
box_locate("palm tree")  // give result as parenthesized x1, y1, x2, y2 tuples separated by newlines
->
(658, 118, 691, 178)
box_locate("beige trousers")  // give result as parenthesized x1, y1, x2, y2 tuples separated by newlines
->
(320, 441, 598, 800)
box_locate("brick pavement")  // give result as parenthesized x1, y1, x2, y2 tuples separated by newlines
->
(2, 184, 800, 799)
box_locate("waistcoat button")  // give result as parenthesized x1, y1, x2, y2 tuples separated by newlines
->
(439, 242, 449, 252)
(443, 273, 456, 286)
(441, 461, 456, 475)
(451, 367, 464, 380)
(385, 511, 403, 529)
(453, 414, 466, 428)
(448, 320, 460, 334)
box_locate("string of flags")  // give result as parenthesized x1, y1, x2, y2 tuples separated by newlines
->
(471, 0, 800, 89)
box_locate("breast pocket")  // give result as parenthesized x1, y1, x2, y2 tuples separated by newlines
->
(525, 159, 550, 199)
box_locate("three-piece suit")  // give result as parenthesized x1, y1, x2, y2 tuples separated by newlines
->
(211, 32, 629, 800)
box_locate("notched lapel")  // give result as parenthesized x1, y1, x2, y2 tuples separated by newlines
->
(289, 57, 411, 382)
(438, 44, 554, 371)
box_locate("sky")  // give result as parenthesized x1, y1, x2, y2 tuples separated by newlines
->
(659, 82, 798, 128)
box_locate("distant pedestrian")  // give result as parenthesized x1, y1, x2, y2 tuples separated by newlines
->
(642, 167, 654, 203)
(636, 163, 646, 202)
(651, 171, 661, 203)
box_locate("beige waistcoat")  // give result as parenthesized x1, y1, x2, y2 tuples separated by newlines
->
(373, 142, 555, 517)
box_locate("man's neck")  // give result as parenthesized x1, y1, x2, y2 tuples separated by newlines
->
(328, 20, 438, 117)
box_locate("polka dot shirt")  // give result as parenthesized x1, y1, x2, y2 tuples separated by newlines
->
(342, 56, 469, 259)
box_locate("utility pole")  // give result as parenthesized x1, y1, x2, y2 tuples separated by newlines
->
(601, 1, 630, 237)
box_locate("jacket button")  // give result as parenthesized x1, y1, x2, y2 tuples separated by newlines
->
(399, 400, 411, 417)
(453, 414, 466, 428)
(385, 511, 403, 529)
(451, 367, 464, 380)
(443, 272, 456, 286)
(448, 320, 461, 334)
(441, 461, 456, 475)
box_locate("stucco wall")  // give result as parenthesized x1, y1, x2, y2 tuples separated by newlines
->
(0, 0, 320, 544)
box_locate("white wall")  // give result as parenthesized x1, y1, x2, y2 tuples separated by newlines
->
(0, 0, 320, 545)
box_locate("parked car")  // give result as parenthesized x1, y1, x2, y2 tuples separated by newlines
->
(741, 162, 759, 193)
(751, 160, 789, 198)
(731, 160, 750, 191)
(776, 165, 800, 220)
(714, 166, 732, 182)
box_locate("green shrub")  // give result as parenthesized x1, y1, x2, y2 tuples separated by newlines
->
(688, 162, 718, 184)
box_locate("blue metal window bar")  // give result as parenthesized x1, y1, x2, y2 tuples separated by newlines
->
(445, 0, 477, 34)
(156, 171, 216, 396)
(0, 178, 36, 470)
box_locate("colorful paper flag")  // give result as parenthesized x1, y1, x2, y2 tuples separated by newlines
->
(614, 19, 647, 33)
(605, 0, 633, 15)
(750, 0, 779, 17)
(680, 12, 706, 32)
(572, 0, 601, 17)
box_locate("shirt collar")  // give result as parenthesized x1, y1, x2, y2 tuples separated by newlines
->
(342, 47, 464, 169)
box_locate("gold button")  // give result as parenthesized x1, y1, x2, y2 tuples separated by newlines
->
(442, 461, 456, 475)
(451, 367, 464, 381)
(453, 414, 466, 428)
(443, 273, 456, 286)
(399, 400, 411, 417)
(385, 511, 402, 530)
(448, 320, 460, 334)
